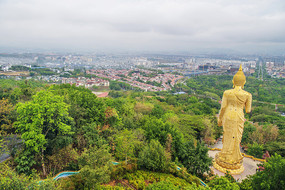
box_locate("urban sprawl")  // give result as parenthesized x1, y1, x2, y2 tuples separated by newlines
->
(0, 53, 284, 92)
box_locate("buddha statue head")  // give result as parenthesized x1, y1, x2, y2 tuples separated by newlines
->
(233, 64, 246, 88)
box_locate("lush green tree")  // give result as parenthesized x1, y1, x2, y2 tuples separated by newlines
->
(108, 90, 125, 98)
(110, 81, 132, 91)
(264, 141, 285, 157)
(0, 98, 14, 135)
(143, 117, 184, 158)
(208, 176, 239, 190)
(250, 111, 285, 129)
(239, 178, 253, 190)
(34, 68, 56, 75)
(242, 122, 256, 144)
(32, 178, 58, 190)
(178, 115, 205, 140)
(0, 163, 57, 190)
(251, 154, 285, 190)
(14, 150, 36, 175)
(0, 163, 33, 190)
(10, 80, 41, 103)
(247, 143, 264, 159)
(204, 91, 220, 101)
(186, 101, 213, 115)
(46, 144, 79, 174)
(201, 116, 219, 145)
(0, 134, 5, 151)
(177, 94, 189, 104)
(143, 117, 170, 144)
(10, 65, 30, 71)
(146, 181, 179, 190)
(134, 102, 154, 115)
(114, 129, 145, 163)
(15, 90, 72, 176)
(82, 122, 106, 147)
(185, 75, 285, 105)
(49, 84, 106, 128)
(183, 184, 209, 190)
(167, 96, 177, 106)
(178, 140, 212, 177)
(249, 124, 279, 145)
(151, 104, 165, 118)
(251, 106, 277, 117)
(188, 96, 199, 104)
(144, 174, 205, 189)
(105, 97, 135, 118)
(138, 139, 168, 172)
(103, 106, 122, 129)
(78, 145, 113, 189)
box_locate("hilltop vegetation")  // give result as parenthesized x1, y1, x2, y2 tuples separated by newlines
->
(0, 74, 284, 189)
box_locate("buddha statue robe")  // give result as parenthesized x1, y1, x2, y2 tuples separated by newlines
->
(215, 86, 252, 173)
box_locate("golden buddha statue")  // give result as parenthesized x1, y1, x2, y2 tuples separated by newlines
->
(213, 65, 252, 174)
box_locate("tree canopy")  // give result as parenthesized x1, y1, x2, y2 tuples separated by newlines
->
(15, 90, 72, 175)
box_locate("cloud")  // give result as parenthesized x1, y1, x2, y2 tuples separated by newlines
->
(0, 0, 285, 53)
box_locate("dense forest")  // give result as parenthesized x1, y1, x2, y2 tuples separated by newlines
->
(0, 74, 284, 189)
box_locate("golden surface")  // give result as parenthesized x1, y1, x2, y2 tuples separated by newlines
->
(214, 65, 252, 175)
(213, 161, 244, 175)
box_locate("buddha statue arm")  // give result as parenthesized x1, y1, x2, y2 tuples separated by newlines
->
(218, 92, 227, 126)
(245, 93, 252, 113)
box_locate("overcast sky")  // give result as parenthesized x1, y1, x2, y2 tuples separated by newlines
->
(0, 0, 285, 54)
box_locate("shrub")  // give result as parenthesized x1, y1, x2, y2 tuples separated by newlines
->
(247, 143, 264, 158)
(138, 140, 168, 172)
(178, 140, 212, 177)
(238, 178, 253, 190)
(146, 181, 179, 190)
(111, 161, 137, 180)
(251, 154, 285, 190)
(0, 163, 31, 190)
(208, 176, 239, 190)
(78, 145, 113, 189)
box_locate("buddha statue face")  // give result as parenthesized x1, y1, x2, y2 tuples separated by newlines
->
(232, 65, 246, 88)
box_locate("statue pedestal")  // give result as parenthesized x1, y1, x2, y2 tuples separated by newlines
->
(213, 160, 244, 175)
(213, 153, 244, 175)
(209, 149, 261, 181)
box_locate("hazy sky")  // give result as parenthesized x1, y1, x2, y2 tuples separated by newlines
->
(0, 0, 285, 54)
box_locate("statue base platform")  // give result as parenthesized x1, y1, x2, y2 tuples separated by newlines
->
(213, 161, 244, 175)
(209, 145, 262, 180)
(213, 152, 244, 175)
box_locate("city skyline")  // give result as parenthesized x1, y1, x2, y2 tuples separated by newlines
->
(1, 0, 285, 55)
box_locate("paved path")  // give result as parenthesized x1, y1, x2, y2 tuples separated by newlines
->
(208, 136, 260, 181)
